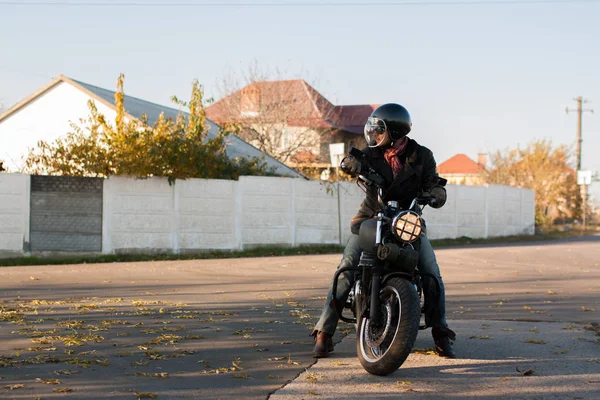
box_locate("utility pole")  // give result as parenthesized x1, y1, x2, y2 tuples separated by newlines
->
(566, 97, 594, 229)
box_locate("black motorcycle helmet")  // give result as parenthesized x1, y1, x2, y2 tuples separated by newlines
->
(364, 103, 412, 148)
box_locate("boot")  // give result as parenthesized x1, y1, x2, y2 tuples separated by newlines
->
(432, 327, 456, 358)
(311, 331, 334, 358)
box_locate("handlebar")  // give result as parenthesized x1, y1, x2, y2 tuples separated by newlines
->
(416, 196, 435, 205)
(346, 147, 385, 188)
(409, 196, 436, 211)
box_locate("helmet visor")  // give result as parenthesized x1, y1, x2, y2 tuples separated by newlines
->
(364, 117, 388, 147)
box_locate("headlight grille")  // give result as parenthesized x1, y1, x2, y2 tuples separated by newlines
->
(393, 211, 422, 243)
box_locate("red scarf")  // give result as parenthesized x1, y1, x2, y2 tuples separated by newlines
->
(384, 137, 409, 177)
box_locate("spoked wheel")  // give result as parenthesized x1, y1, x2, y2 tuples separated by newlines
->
(357, 277, 420, 376)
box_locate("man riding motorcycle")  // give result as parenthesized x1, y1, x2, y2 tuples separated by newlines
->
(311, 103, 456, 359)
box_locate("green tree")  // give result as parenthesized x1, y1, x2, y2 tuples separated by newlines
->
(484, 139, 581, 226)
(25, 74, 274, 181)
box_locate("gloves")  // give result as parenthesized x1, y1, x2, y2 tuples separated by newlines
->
(429, 186, 447, 208)
(340, 155, 362, 176)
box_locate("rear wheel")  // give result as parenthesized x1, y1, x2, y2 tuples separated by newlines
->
(356, 277, 420, 376)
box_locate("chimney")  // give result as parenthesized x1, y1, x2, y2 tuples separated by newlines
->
(478, 153, 487, 169)
(240, 85, 260, 116)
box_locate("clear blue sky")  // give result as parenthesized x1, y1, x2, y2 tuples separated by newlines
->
(1, 0, 599, 201)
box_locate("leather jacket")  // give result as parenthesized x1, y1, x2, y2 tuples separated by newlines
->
(350, 138, 446, 235)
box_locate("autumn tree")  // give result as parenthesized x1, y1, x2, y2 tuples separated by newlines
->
(484, 139, 581, 226)
(25, 74, 274, 181)
(208, 63, 335, 165)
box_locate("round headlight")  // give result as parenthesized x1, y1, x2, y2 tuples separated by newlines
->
(392, 211, 422, 243)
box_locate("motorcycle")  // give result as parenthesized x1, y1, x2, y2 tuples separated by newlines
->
(332, 147, 446, 376)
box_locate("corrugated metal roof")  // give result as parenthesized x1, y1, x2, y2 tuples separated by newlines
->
(72, 79, 302, 178)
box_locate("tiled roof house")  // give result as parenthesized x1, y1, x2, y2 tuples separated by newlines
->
(438, 153, 486, 185)
(206, 79, 377, 166)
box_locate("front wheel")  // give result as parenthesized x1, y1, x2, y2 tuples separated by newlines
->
(356, 277, 420, 376)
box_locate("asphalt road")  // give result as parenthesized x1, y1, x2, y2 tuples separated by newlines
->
(0, 236, 598, 399)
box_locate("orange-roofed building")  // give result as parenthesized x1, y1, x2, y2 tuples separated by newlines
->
(438, 153, 486, 185)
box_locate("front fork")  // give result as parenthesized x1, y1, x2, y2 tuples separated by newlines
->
(368, 262, 383, 325)
(369, 215, 384, 325)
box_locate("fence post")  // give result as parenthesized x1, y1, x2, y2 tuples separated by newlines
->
(484, 185, 489, 238)
(234, 179, 243, 251)
(172, 180, 180, 254)
(291, 178, 297, 247)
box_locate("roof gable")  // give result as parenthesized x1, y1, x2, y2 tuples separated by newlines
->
(438, 154, 484, 174)
(206, 79, 375, 134)
(206, 79, 332, 124)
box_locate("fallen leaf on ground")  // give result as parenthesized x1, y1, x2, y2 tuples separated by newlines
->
(516, 367, 535, 376)
(35, 378, 60, 384)
(3, 384, 25, 390)
(135, 372, 168, 378)
(330, 360, 348, 366)
(305, 372, 323, 384)
(525, 339, 546, 344)
(412, 348, 437, 355)
(132, 390, 158, 399)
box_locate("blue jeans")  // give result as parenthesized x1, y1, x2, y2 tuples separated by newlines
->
(313, 233, 448, 335)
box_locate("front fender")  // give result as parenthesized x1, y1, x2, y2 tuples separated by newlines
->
(383, 271, 414, 284)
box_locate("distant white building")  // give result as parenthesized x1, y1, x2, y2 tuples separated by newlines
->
(438, 153, 486, 185)
(0, 75, 300, 177)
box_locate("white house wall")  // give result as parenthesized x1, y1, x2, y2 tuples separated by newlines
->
(0, 173, 30, 255)
(0, 82, 117, 172)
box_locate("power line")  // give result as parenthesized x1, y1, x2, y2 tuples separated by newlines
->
(0, 65, 53, 80)
(1, 0, 599, 6)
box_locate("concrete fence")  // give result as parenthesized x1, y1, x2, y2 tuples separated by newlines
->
(0, 173, 30, 256)
(0, 173, 535, 257)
